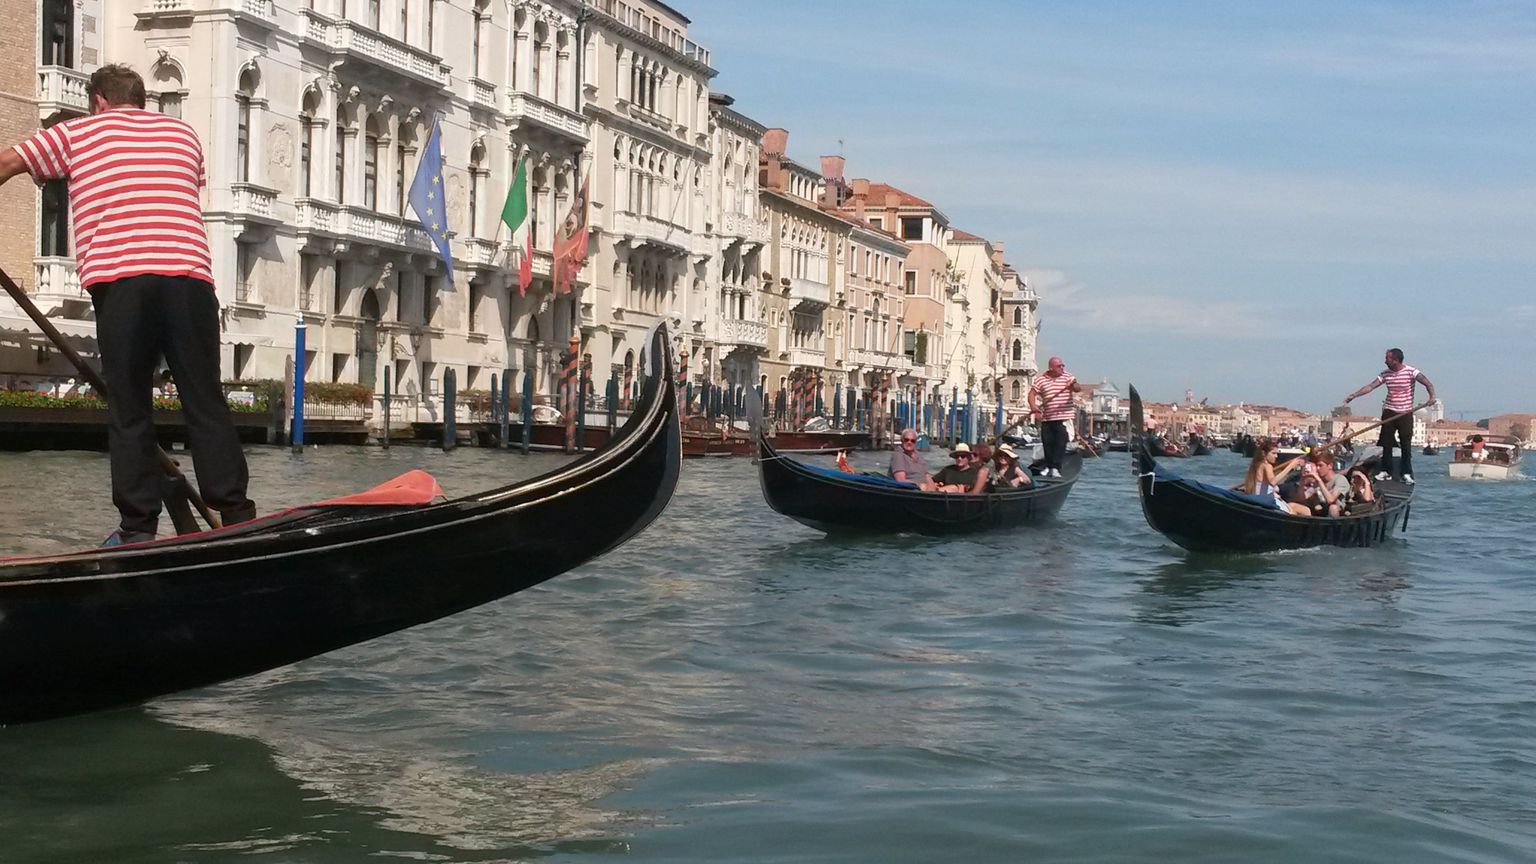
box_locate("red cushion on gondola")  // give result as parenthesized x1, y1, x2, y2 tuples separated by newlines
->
(317, 470, 445, 506)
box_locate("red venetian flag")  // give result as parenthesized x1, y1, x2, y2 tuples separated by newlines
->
(552, 177, 590, 295)
(517, 222, 533, 297)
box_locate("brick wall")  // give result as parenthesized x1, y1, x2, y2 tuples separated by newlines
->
(0, 0, 38, 289)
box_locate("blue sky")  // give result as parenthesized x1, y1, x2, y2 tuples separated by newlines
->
(688, 0, 1536, 415)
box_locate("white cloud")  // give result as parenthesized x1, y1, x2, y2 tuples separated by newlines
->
(1026, 269, 1270, 339)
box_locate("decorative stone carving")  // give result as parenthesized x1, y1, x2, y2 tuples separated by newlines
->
(266, 122, 293, 187)
(446, 171, 468, 229)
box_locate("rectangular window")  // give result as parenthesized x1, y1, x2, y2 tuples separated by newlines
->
(900, 216, 922, 241)
(39, 180, 69, 256)
(335, 128, 346, 202)
(397, 146, 408, 216)
(468, 170, 479, 237)
(236, 95, 251, 183)
(334, 261, 348, 315)
(867, 217, 882, 230)
(400, 0, 409, 42)
(300, 254, 319, 310)
(468, 283, 482, 333)
(159, 92, 182, 118)
(368, 0, 380, 30)
(364, 135, 378, 209)
(903, 269, 917, 295)
(421, 275, 434, 326)
(332, 353, 349, 383)
(299, 119, 312, 196)
(426, 0, 435, 51)
(472, 15, 482, 78)
(235, 242, 253, 302)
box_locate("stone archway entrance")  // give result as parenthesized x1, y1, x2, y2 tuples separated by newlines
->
(359, 290, 381, 391)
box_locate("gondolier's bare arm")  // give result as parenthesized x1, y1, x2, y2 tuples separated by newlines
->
(0, 149, 26, 185)
(1415, 371, 1436, 402)
(1344, 377, 1382, 403)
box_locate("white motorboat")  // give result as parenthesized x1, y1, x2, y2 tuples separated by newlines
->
(1448, 435, 1522, 480)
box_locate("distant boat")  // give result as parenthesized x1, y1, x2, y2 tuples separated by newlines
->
(1422, 444, 1439, 456)
(755, 433, 1082, 536)
(1448, 436, 1522, 480)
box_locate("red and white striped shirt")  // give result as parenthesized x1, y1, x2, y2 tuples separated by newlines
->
(1374, 365, 1421, 412)
(1030, 372, 1078, 422)
(14, 108, 213, 291)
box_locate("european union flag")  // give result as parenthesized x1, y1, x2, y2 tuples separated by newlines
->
(408, 118, 453, 279)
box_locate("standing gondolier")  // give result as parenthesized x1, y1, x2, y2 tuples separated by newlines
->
(0, 64, 256, 544)
(1344, 347, 1436, 484)
(1028, 356, 1084, 478)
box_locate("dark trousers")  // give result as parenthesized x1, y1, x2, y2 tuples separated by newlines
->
(93, 275, 254, 534)
(1042, 419, 1070, 470)
(1377, 409, 1414, 478)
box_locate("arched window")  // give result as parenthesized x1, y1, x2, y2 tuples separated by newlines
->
(1013, 307, 1022, 326)
(299, 88, 321, 197)
(236, 69, 258, 182)
(1012, 340, 1022, 362)
(152, 61, 184, 117)
(334, 104, 348, 202)
(468, 141, 485, 236)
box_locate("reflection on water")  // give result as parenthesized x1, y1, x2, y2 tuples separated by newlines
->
(2, 447, 1534, 862)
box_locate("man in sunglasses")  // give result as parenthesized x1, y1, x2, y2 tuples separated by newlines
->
(931, 443, 990, 494)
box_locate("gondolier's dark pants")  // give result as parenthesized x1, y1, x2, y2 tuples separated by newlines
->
(1042, 419, 1070, 470)
(1377, 408, 1414, 478)
(93, 275, 256, 535)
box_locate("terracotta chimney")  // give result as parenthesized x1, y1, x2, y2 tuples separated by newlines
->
(851, 178, 869, 196)
(820, 155, 845, 182)
(761, 127, 788, 156)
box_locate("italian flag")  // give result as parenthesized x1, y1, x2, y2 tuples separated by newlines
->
(501, 154, 532, 296)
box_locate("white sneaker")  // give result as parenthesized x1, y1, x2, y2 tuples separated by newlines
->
(1402, 474, 1415, 485)
(1047, 468, 1061, 478)
(1374, 471, 1392, 481)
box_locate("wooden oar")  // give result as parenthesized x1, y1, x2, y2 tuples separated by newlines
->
(1275, 400, 1436, 476)
(0, 267, 220, 531)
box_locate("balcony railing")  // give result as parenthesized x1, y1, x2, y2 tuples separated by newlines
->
(611, 212, 689, 254)
(786, 277, 829, 310)
(786, 348, 824, 369)
(304, 10, 449, 89)
(33, 257, 83, 300)
(37, 66, 88, 117)
(296, 198, 432, 251)
(721, 210, 768, 243)
(506, 93, 589, 142)
(231, 182, 278, 221)
(720, 318, 767, 351)
(469, 77, 497, 111)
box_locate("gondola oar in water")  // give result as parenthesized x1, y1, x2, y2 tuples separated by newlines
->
(0, 324, 683, 726)
(1128, 385, 1412, 554)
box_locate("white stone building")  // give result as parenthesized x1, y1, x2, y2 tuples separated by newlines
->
(999, 264, 1038, 407)
(704, 92, 768, 392)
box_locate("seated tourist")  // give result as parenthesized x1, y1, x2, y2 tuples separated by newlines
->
(932, 443, 989, 494)
(1304, 449, 1350, 516)
(888, 429, 931, 486)
(1344, 469, 1378, 514)
(1239, 439, 1310, 515)
(992, 443, 1033, 488)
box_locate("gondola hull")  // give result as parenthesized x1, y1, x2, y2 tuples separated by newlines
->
(1128, 386, 1410, 554)
(757, 435, 1081, 535)
(0, 328, 683, 725)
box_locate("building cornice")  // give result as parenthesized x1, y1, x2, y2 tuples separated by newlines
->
(585, 4, 717, 78)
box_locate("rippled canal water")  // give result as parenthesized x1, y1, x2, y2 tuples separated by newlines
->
(1, 444, 1534, 863)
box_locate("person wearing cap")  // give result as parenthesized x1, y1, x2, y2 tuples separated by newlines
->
(932, 442, 989, 493)
(888, 428, 931, 486)
(991, 443, 1033, 488)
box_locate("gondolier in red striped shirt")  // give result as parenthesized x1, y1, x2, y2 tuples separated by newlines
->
(1344, 347, 1437, 484)
(1027, 356, 1084, 478)
(0, 64, 256, 544)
